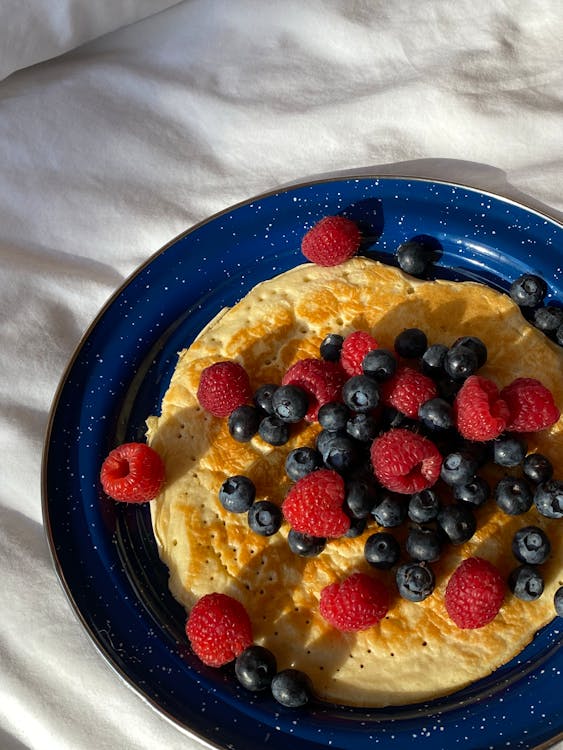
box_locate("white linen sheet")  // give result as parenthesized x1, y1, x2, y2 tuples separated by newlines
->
(1, 1, 562, 748)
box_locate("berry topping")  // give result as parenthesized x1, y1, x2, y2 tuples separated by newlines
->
(371, 492, 408, 527)
(248, 501, 283, 536)
(362, 348, 397, 381)
(396, 562, 435, 601)
(282, 358, 346, 421)
(512, 525, 551, 564)
(450, 336, 488, 369)
(344, 478, 378, 519)
(197, 360, 252, 418)
(533, 305, 563, 334)
(421, 343, 448, 375)
(408, 489, 441, 523)
(437, 503, 477, 545)
(318, 431, 360, 472)
(100, 442, 165, 503)
(534, 479, 563, 518)
(394, 328, 428, 359)
(342, 374, 380, 412)
(258, 415, 290, 445)
(271, 384, 309, 423)
(271, 669, 314, 707)
(395, 236, 441, 276)
(494, 475, 533, 515)
(380, 366, 438, 419)
(319, 572, 390, 632)
(287, 529, 326, 557)
(228, 405, 261, 442)
(453, 375, 510, 441)
(522, 453, 553, 484)
(253, 383, 278, 415)
(186, 593, 253, 667)
(443, 344, 479, 381)
(235, 645, 277, 692)
(346, 412, 379, 442)
(509, 565, 545, 601)
(500, 377, 560, 433)
(440, 451, 479, 486)
(406, 526, 442, 563)
(555, 587, 563, 617)
(418, 397, 454, 431)
(219, 475, 256, 513)
(282, 469, 350, 537)
(364, 531, 401, 569)
(492, 435, 527, 467)
(318, 401, 350, 431)
(509, 273, 547, 308)
(453, 476, 490, 507)
(320, 332, 344, 361)
(285, 446, 323, 481)
(301, 215, 361, 267)
(371, 428, 442, 494)
(444, 557, 506, 629)
(340, 331, 379, 376)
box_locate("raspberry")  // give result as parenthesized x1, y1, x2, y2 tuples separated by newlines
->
(319, 572, 389, 632)
(500, 377, 560, 432)
(282, 469, 350, 537)
(380, 366, 438, 419)
(453, 375, 510, 441)
(282, 358, 346, 421)
(100, 442, 165, 503)
(340, 331, 379, 376)
(197, 360, 252, 418)
(444, 557, 506, 629)
(186, 593, 253, 667)
(301, 215, 361, 267)
(371, 428, 442, 494)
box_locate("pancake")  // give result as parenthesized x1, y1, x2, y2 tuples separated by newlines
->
(146, 256, 563, 707)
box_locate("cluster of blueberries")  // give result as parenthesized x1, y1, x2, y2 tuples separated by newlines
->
(219, 323, 563, 608)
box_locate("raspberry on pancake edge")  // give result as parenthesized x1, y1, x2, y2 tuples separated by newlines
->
(301, 215, 361, 266)
(320, 572, 390, 632)
(371, 428, 442, 494)
(444, 557, 506, 629)
(186, 592, 253, 667)
(340, 330, 379, 376)
(197, 360, 252, 418)
(500, 377, 561, 432)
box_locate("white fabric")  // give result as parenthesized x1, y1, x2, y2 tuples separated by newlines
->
(1, 1, 562, 748)
(0, 0, 182, 81)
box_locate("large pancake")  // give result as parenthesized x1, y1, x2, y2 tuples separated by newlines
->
(146, 257, 563, 707)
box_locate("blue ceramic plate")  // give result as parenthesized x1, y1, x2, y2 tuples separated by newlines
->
(43, 176, 563, 750)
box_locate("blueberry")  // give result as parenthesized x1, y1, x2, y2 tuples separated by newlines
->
(453, 476, 490, 507)
(285, 447, 323, 481)
(450, 336, 488, 369)
(437, 503, 476, 544)
(362, 348, 397, 381)
(406, 526, 442, 562)
(346, 412, 379, 442)
(557, 324, 563, 347)
(219, 475, 256, 513)
(444, 345, 479, 381)
(408, 489, 441, 523)
(364, 532, 401, 569)
(287, 529, 326, 557)
(493, 435, 527, 467)
(522, 453, 553, 484)
(320, 433, 359, 472)
(440, 451, 478, 486)
(345, 516, 367, 538)
(318, 402, 350, 431)
(510, 273, 547, 307)
(508, 565, 545, 601)
(345, 479, 378, 519)
(421, 343, 448, 376)
(320, 333, 344, 361)
(555, 586, 563, 617)
(248, 501, 283, 536)
(258, 415, 290, 446)
(271, 669, 313, 708)
(495, 476, 533, 515)
(436, 376, 463, 403)
(394, 328, 428, 359)
(418, 397, 454, 431)
(253, 384, 279, 415)
(372, 493, 407, 528)
(512, 525, 551, 564)
(228, 405, 261, 442)
(396, 562, 435, 601)
(235, 645, 277, 691)
(533, 305, 563, 334)
(534, 480, 563, 518)
(396, 236, 441, 276)
(272, 384, 309, 423)
(342, 375, 380, 413)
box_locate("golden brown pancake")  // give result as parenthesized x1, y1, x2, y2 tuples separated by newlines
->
(146, 257, 563, 707)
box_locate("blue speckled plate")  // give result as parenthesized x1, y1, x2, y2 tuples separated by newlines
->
(43, 176, 563, 750)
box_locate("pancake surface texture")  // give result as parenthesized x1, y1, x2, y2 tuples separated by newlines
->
(146, 257, 563, 707)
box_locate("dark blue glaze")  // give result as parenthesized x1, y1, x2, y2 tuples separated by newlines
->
(43, 177, 563, 750)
